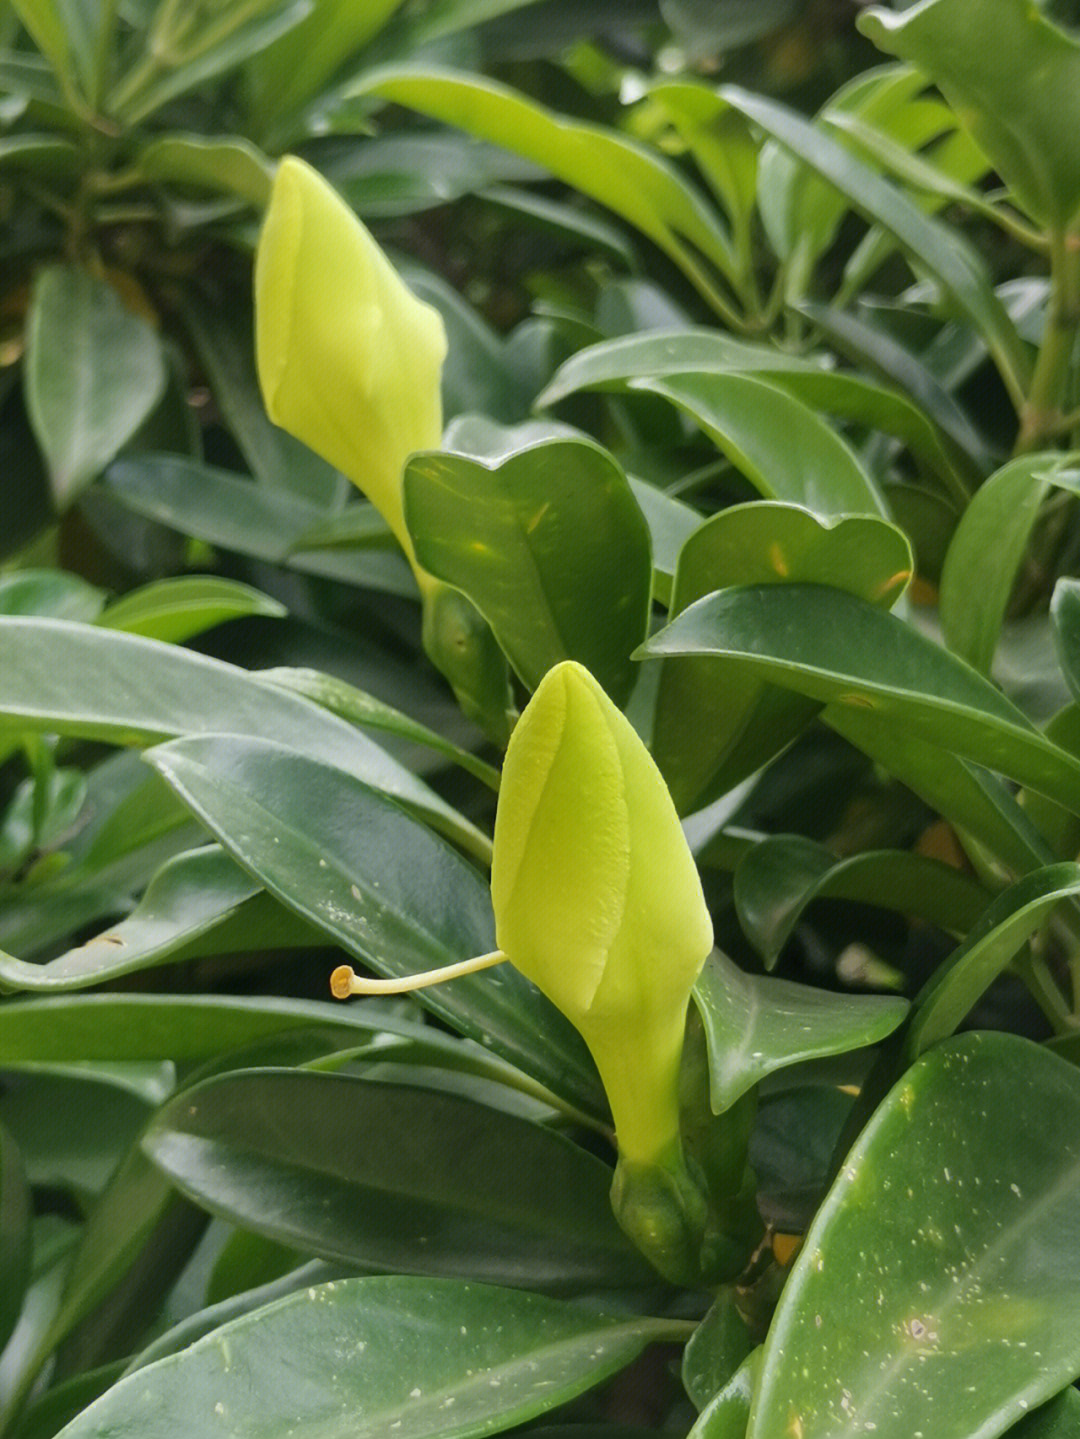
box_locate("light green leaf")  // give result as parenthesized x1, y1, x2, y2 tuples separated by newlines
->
(939, 458, 1078, 673)
(353, 67, 738, 310)
(97, 577, 285, 644)
(860, 0, 1080, 228)
(721, 86, 1032, 406)
(24, 267, 168, 509)
(137, 135, 273, 207)
(749, 1033, 1080, 1439)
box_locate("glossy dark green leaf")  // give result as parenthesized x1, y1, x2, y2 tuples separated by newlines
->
(652, 504, 911, 811)
(688, 1349, 761, 1439)
(749, 1033, 1080, 1439)
(0, 847, 318, 994)
(633, 373, 887, 519)
(643, 584, 1080, 816)
(256, 668, 500, 790)
(0, 1120, 30, 1353)
(97, 577, 285, 644)
(0, 619, 481, 855)
(137, 135, 273, 207)
(356, 68, 738, 304)
(9, 1360, 128, 1439)
(24, 267, 168, 508)
(144, 734, 598, 1113)
(693, 951, 907, 1113)
(734, 833, 991, 970)
(53, 1275, 685, 1439)
(538, 329, 969, 495)
(721, 86, 1031, 406)
(145, 1070, 646, 1290)
(682, 1292, 752, 1412)
(909, 863, 1080, 1058)
(404, 439, 651, 703)
(861, 0, 1080, 228)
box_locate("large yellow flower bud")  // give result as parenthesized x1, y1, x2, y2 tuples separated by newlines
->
(492, 660, 713, 1168)
(255, 155, 447, 567)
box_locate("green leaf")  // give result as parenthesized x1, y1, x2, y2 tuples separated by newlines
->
(0, 846, 318, 994)
(692, 951, 907, 1113)
(860, 0, 1080, 229)
(354, 67, 738, 310)
(537, 329, 971, 495)
(107, 0, 315, 125)
(0, 569, 105, 622)
(144, 1070, 650, 1290)
(734, 833, 991, 971)
(0, 1121, 30, 1354)
(51, 1275, 685, 1439)
(404, 438, 652, 704)
(143, 734, 599, 1113)
(96, 577, 286, 644)
(1052, 578, 1080, 704)
(909, 863, 1080, 1058)
(136, 135, 273, 207)
(748, 1032, 1080, 1439)
(688, 1349, 761, 1439)
(940, 459, 1078, 673)
(627, 477, 702, 609)
(652, 504, 911, 812)
(10, 0, 96, 101)
(256, 668, 500, 790)
(181, 294, 349, 506)
(720, 86, 1032, 406)
(682, 1292, 752, 1412)
(0, 619, 481, 855)
(1011, 1387, 1080, 1439)
(632, 373, 887, 518)
(0, 994, 491, 1065)
(642, 584, 1080, 816)
(24, 267, 168, 509)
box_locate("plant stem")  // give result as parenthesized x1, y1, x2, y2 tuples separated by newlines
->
(1015, 228, 1080, 455)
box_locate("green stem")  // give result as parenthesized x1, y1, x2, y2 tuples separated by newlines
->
(1015, 228, 1080, 455)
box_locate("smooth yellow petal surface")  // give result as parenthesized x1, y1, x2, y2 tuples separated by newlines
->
(255, 156, 447, 552)
(492, 661, 713, 1164)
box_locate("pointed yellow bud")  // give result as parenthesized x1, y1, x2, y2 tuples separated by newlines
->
(491, 661, 713, 1171)
(255, 156, 447, 563)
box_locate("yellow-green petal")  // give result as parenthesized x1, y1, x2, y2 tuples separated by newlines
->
(254, 155, 446, 557)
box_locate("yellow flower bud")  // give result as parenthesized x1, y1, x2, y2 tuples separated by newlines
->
(255, 155, 447, 563)
(491, 660, 713, 1170)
